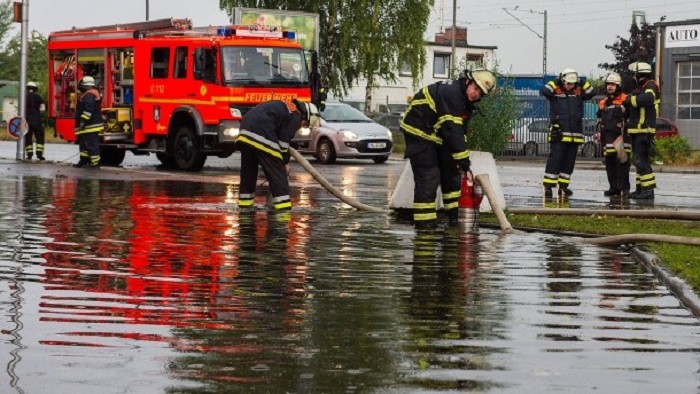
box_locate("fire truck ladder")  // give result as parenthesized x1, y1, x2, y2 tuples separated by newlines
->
(54, 18, 192, 34)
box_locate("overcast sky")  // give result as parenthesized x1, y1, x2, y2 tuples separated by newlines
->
(25, 0, 700, 78)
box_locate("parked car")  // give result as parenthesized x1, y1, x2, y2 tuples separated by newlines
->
(506, 118, 599, 158)
(374, 112, 403, 133)
(292, 102, 394, 164)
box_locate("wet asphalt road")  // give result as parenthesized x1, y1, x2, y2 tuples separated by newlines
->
(2, 141, 699, 212)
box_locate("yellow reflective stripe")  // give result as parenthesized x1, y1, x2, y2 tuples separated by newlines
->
(452, 150, 470, 160)
(400, 121, 443, 144)
(238, 135, 283, 160)
(434, 114, 463, 132)
(443, 190, 461, 200)
(239, 199, 254, 207)
(423, 87, 436, 112)
(639, 173, 655, 181)
(274, 201, 292, 210)
(558, 178, 571, 185)
(547, 81, 557, 89)
(75, 126, 103, 135)
(414, 212, 437, 221)
(443, 201, 458, 210)
(413, 202, 436, 210)
(630, 96, 637, 107)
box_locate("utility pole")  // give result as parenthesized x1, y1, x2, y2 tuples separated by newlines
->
(450, 0, 456, 76)
(503, 7, 548, 76)
(146, 0, 150, 21)
(17, 0, 29, 160)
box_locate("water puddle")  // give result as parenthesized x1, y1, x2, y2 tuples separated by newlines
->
(0, 176, 697, 393)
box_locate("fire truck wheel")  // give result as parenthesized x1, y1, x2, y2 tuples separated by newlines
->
(156, 152, 175, 168)
(99, 147, 126, 167)
(172, 125, 206, 171)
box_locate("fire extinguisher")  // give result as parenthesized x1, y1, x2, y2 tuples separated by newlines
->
(457, 171, 483, 234)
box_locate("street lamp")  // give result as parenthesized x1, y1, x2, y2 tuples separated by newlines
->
(503, 7, 548, 76)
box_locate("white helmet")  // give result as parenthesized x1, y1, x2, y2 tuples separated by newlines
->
(560, 68, 579, 84)
(604, 72, 622, 85)
(26, 81, 38, 89)
(79, 76, 96, 88)
(467, 69, 497, 95)
(629, 61, 652, 74)
(294, 100, 321, 128)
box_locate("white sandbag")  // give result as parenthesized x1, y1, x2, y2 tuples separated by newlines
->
(389, 151, 506, 213)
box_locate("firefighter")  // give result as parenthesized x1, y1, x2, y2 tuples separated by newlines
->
(400, 69, 496, 229)
(237, 99, 320, 210)
(597, 72, 631, 197)
(540, 68, 596, 197)
(623, 61, 659, 199)
(74, 76, 103, 168)
(24, 81, 45, 160)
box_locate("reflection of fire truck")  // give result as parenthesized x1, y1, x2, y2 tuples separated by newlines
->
(47, 18, 323, 171)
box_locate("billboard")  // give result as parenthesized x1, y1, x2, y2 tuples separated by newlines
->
(233, 7, 320, 52)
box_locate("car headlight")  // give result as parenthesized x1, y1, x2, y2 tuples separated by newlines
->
(218, 120, 241, 142)
(223, 126, 240, 138)
(341, 130, 359, 140)
(386, 128, 393, 141)
(298, 127, 311, 136)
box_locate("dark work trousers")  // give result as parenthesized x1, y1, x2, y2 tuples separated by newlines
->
(80, 132, 101, 165)
(238, 143, 291, 210)
(408, 140, 461, 224)
(603, 131, 631, 192)
(543, 141, 579, 189)
(24, 123, 44, 157)
(631, 133, 656, 191)
(604, 154, 631, 192)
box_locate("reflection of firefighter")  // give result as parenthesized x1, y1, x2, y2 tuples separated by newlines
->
(74, 76, 103, 168)
(597, 72, 630, 197)
(401, 70, 496, 228)
(540, 68, 596, 197)
(623, 61, 659, 200)
(237, 100, 319, 210)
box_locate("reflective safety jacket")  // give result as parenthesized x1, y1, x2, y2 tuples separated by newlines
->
(597, 92, 628, 134)
(400, 78, 474, 162)
(75, 89, 103, 135)
(541, 79, 595, 143)
(625, 79, 660, 134)
(239, 100, 302, 163)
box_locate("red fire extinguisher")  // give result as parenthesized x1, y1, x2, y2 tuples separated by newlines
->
(457, 172, 483, 233)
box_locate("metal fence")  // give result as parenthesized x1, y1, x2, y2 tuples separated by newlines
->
(496, 97, 602, 159)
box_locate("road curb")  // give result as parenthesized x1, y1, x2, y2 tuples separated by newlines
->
(631, 246, 700, 318)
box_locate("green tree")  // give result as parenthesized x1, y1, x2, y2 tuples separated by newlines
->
(0, 32, 49, 89)
(218, 0, 431, 105)
(599, 21, 656, 92)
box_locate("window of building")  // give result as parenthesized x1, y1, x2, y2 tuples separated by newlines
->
(399, 61, 411, 77)
(433, 53, 450, 78)
(677, 61, 700, 119)
(150, 48, 170, 79)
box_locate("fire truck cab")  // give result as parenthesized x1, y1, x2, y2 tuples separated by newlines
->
(48, 18, 322, 171)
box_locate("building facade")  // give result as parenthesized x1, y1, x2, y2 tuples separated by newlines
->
(339, 27, 497, 113)
(655, 19, 700, 148)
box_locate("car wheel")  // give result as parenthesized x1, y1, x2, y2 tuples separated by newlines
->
(372, 156, 389, 164)
(172, 125, 207, 171)
(581, 142, 596, 158)
(315, 139, 336, 164)
(524, 141, 538, 157)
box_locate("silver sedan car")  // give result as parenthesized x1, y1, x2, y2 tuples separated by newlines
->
(292, 102, 394, 164)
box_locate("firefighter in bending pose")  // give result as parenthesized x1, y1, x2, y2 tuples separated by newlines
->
(237, 99, 320, 210)
(74, 76, 103, 168)
(400, 69, 496, 229)
(540, 68, 595, 197)
(623, 61, 659, 200)
(597, 72, 630, 197)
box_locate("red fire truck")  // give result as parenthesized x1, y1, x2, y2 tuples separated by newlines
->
(47, 18, 323, 171)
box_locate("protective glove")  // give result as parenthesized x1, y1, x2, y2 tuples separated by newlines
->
(457, 158, 471, 174)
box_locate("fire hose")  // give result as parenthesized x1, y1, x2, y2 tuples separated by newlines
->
(289, 148, 514, 232)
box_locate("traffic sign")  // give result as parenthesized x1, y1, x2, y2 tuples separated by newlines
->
(7, 116, 27, 138)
